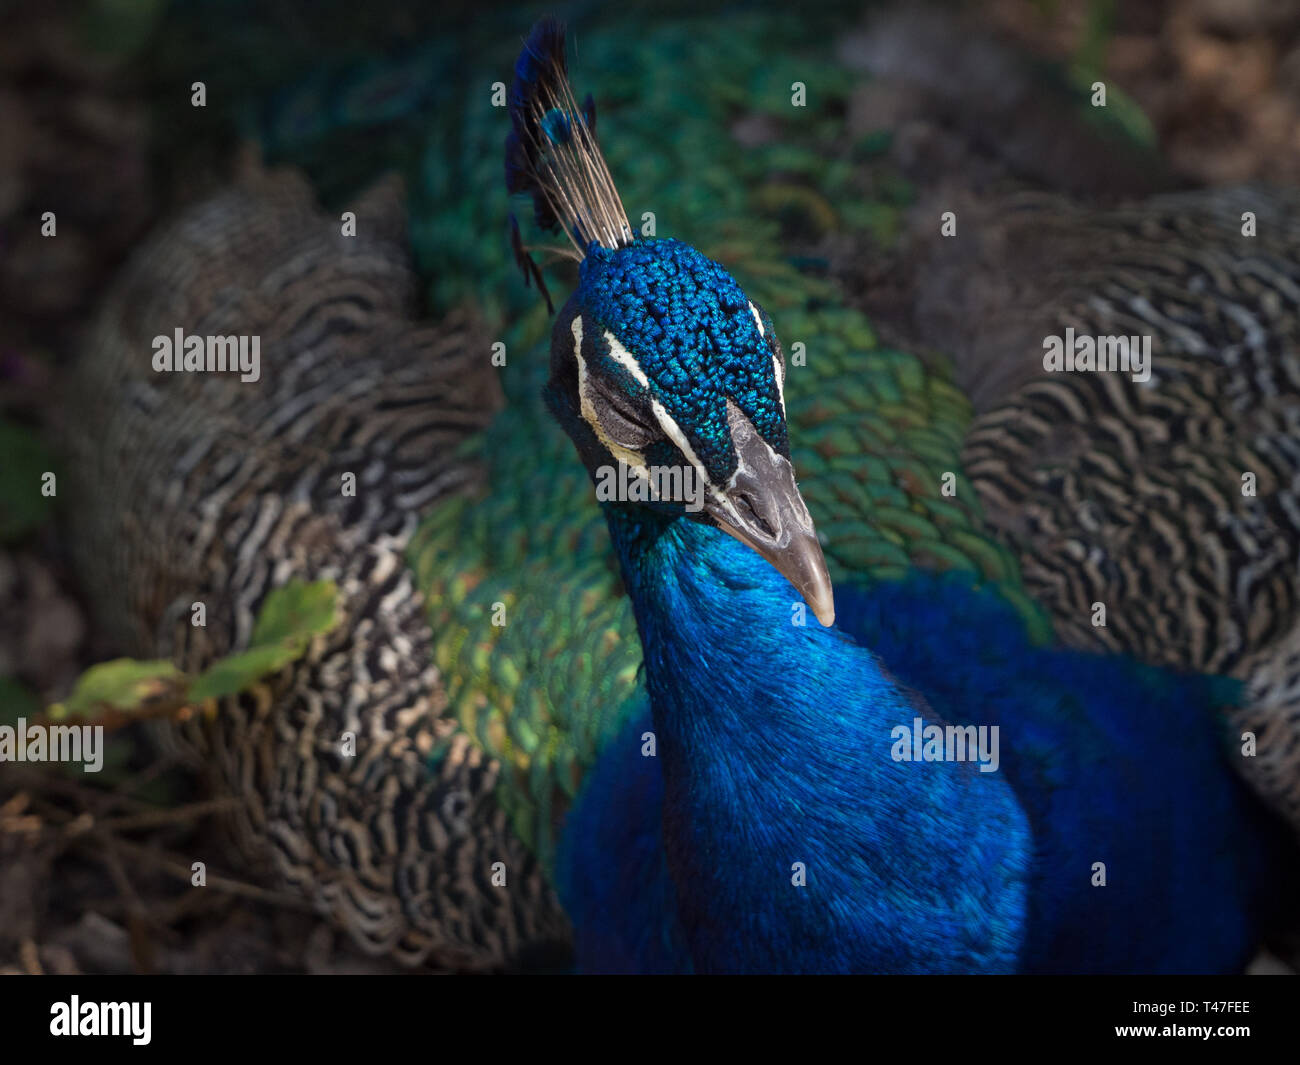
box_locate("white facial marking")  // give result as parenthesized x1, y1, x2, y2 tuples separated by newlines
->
(648, 399, 734, 499)
(750, 303, 784, 412)
(572, 316, 653, 482)
(575, 319, 776, 505)
(602, 331, 651, 388)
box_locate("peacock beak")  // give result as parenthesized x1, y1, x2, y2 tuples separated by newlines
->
(705, 403, 835, 627)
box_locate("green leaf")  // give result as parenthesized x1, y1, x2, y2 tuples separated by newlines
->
(250, 578, 340, 647)
(1066, 65, 1156, 150)
(190, 580, 340, 700)
(188, 644, 295, 701)
(40, 582, 340, 723)
(48, 658, 185, 719)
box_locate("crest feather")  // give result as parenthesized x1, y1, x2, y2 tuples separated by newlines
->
(504, 18, 633, 261)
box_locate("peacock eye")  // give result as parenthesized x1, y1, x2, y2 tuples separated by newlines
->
(591, 374, 659, 449)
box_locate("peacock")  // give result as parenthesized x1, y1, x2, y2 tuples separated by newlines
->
(61, 8, 1300, 972)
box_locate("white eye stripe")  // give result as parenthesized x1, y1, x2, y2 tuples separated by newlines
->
(749, 303, 785, 411)
(573, 315, 652, 478)
(649, 398, 729, 497)
(593, 323, 721, 495)
(602, 330, 651, 388)
(575, 316, 774, 501)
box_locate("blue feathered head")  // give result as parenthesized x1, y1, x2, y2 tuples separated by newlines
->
(546, 238, 789, 478)
(505, 19, 832, 624)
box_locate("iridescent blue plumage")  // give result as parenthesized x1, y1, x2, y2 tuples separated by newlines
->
(540, 107, 573, 145)
(504, 18, 1300, 974)
(564, 239, 789, 475)
(558, 542, 1296, 972)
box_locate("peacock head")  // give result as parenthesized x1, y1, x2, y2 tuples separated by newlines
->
(543, 236, 835, 626)
(504, 17, 832, 623)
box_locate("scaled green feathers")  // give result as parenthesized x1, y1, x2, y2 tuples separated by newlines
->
(404, 15, 1045, 863)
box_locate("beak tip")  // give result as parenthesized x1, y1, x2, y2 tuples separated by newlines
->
(803, 563, 836, 629)
(811, 593, 835, 628)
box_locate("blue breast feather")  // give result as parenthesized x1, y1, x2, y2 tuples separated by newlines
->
(555, 513, 1295, 974)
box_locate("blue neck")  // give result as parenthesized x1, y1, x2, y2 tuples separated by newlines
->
(601, 505, 1033, 973)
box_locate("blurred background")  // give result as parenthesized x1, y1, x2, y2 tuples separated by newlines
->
(2, 0, 1299, 973)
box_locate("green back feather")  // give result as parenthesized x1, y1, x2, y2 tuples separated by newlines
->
(403, 16, 1047, 868)
(168, 6, 1049, 870)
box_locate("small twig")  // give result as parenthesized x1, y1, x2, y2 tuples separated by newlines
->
(100, 797, 237, 833)
(35, 691, 204, 734)
(95, 833, 147, 915)
(152, 883, 231, 926)
(5, 765, 157, 816)
(97, 837, 315, 912)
